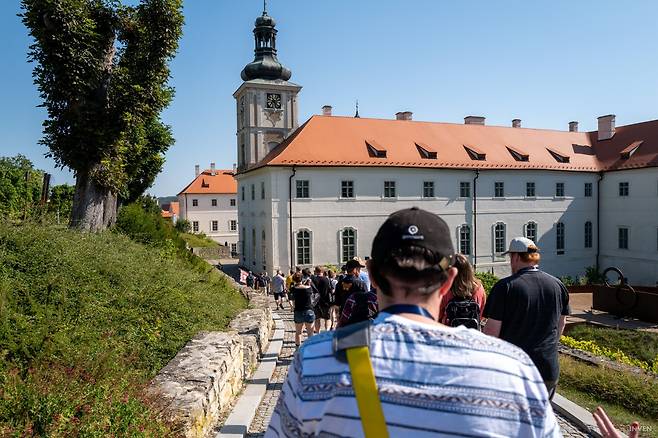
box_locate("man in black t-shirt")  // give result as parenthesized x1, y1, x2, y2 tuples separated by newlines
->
(483, 237, 570, 399)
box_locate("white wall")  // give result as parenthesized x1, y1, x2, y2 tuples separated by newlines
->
(599, 167, 658, 286)
(238, 166, 602, 279)
(178, 193, 239, 248)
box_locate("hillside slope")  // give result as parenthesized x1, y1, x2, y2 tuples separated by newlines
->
(0, 224, 246, 436)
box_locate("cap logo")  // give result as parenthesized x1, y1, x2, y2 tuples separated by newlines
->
(403, 224, 424, 241)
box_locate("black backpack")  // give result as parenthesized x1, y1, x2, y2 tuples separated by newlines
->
(445, 297, 481, 330)
(345, 292, 376, 326)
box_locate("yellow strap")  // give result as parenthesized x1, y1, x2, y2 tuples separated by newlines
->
(346, 346, 389, 438)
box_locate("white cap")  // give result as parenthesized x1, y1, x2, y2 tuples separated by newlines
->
(503, 237, 539, 255)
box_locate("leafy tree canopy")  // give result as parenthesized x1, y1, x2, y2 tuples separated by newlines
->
(0, 155, 44, 220)
(21, 0, 183, 227)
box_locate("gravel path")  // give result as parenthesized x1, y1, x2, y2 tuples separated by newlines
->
(243, 304, 595, 437)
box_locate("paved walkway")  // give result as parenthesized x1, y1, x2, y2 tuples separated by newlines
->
(229, 303, 595, 438)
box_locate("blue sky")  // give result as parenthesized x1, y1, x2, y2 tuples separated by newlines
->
(2, 1, 658, 197)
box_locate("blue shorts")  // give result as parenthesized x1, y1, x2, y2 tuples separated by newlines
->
(294, 309, 315, 324)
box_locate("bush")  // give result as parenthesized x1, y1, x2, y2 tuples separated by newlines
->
(566, 324, 658, 368)
(0, 155, 44, 221)
(475, 271, 499, 294)
(48, 184, 74, 221)
(0, 223, 247, 434)
(585, 266, 605, 285)
(559, 275, 577, 286)
(174, 218, 191, 233)
(115, 202, 177, 246)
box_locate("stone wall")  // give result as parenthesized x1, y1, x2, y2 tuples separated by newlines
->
(146, 269, 272, 438)
(191, 245, 231, 260)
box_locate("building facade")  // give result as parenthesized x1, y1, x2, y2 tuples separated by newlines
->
(235, 8, 658, 285)
(178, 164, 239, 254)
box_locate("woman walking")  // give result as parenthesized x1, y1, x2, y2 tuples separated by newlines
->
(291, 272, 315, 346)
(438, 254, 487, 327)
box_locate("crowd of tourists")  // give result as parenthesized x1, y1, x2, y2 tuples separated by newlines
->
(242, 207, 638, 438)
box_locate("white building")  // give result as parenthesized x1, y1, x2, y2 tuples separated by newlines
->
(178, 164, 239, 254)
(234, 9, 658, 285)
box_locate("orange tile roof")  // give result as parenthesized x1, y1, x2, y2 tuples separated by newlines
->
(241, 115, 658, 173)
(178, 170, 237, 195)
(161, 201, 180, 219)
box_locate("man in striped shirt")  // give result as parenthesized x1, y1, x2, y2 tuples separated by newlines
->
(266, 208, 561, 437)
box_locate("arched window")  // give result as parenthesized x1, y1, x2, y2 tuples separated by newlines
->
(584, 221, 593, 248)
(494, 223, 506, 254)
(556, 222, 565, 255)
(261, 230, 267, 267)
(341, 228, 357, 263)
(251, 228, 256, 265)
(296, 230, 311, 265)
(525, 222, 537, 243)
(459, 225, 471, 255)
(241, 226, 246, 261)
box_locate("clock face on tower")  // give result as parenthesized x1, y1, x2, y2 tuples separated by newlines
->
(266, 93, 282, 109)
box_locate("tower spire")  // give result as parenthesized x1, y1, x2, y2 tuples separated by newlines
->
(240, 3, 292, 81)
(354, 100, 360, 118)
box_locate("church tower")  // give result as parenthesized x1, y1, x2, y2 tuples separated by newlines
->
(234, 5, 302, 171)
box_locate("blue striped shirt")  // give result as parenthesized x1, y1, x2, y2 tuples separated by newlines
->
(266, 313, 561, 437)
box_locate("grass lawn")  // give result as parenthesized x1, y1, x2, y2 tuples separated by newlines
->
(181, 232, 219, 248)
(0, 223, 247, 435)
(559, 355, 658, 438)
(567, 323, 658, 366)
(558, 385, 658, 438)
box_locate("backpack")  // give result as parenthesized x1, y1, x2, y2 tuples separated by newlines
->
(445, 297, 481, 330)
(345, 292, 376, 326)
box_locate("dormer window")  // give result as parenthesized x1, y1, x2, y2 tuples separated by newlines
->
(620, 140, 643, 159)
(506, 146, 529, 162)
(547, 147, 570, 163)
(416, 142, 437, 159)
(201, 179, 210, 188)
(366, 140, 387, 158)
(464, 145, 486, 161)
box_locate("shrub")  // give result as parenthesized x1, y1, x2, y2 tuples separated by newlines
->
(475, 271, 499, 294)
(561, 335, 656, 372)
(566, 324, 658, 369)
(174, 218, 191, 233)
(48, 184, 74, 221)
(559, 275, 577, 286)
(585, 266, 605, 285)
(115, 202, 176, 246)
(0, 155, 44, 221)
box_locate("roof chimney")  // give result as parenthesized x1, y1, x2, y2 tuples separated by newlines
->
(395, 111, 413, 121)
(194, 164, 200, 177)
(232, 163, 237, 173)
(512, 119, 521, 128)
(464, 116, 485, 125)
(569, 121, 579, 132)
(322, 105, 332, 116)
(597, 115, 615, 140)
(210, 162, 216, 175)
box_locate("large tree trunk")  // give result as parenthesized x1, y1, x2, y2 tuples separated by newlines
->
(70, 171, 117, 232)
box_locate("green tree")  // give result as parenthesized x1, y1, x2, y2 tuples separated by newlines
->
(49, 183, 75, 220)
(0, 155, 44, 220)
(21, 0, 183, 231)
